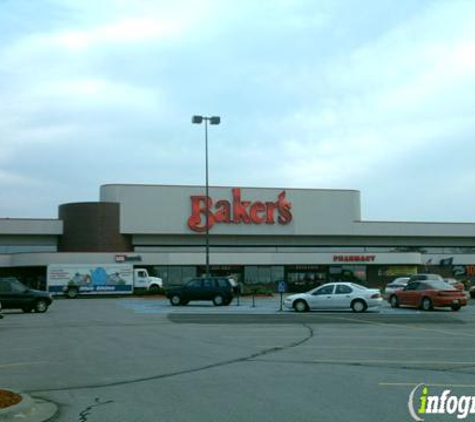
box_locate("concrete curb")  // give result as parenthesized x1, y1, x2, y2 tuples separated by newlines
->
(0, 390, 57, 422)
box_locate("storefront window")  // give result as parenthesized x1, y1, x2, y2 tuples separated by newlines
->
(197, 265, 244, 282)
(245, 266, 258, 284)
(182, 266, 196, 283)
(258, 266, 271, 284)
(244, 266, 283, 284)
(285, 265, 327, 292)
(152, 266, 196, 286)
(271, 266, 284, 282)
(377, 266, 417, 277)
(286, 266, 327, 282)
(329, 265, 366, 283)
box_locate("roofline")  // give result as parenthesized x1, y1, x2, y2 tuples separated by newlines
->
(0, 218, 60, 222)
(100, 183, 360, 193)
(356, 220, 475, 226)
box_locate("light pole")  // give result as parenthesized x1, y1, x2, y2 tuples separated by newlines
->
(192, 115, 221, 278)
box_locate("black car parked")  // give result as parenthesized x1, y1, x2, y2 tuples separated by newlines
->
(0, 277, 53, 313)
(166, 277, 235, 306)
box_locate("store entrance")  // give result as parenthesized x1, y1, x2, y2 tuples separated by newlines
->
(197, 265, 244, 283)
(328, 265, 367, 284)
(285, 265, 327, 293)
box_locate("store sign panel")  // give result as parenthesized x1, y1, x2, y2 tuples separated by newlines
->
(333, 255, 376, 262)
(453, 265, 475, 277)
(187, 188, 292, 232)
(115, 254, 142, 263)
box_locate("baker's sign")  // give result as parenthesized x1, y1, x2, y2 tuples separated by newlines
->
(187, 188, 292, 232)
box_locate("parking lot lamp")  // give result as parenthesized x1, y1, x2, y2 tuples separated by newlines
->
(191, 115, 221, 278)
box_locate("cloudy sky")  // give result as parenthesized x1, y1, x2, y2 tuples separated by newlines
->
(1, 0, 475, 222)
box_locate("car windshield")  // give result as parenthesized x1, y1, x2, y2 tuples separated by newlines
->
(11, 279, 26, 290)
(444, 279, 458, 284)
(426, 281, 456, 290)
(425, 274, 444, 280)
(393, 278, 409, 284)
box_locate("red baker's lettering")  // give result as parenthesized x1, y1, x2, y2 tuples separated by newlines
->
(250, 201, 266, 224)
(187, 196, 215, 232)
(232, 188, 251, 224)
(187, 188, 293, 232)
(214, 200, 231, 223)
(265, 202, 276, 224)
(277, 191, 292, 224)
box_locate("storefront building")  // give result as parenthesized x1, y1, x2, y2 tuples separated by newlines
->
(2, 184, 475, 291)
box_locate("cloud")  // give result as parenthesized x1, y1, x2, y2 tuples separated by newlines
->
(48, 17, 191, 51)
(1, 0, 475, 221)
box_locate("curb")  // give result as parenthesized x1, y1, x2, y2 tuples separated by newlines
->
(0, 390, 57, 422)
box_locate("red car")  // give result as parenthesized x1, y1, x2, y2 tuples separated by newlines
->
(389, 280, 467, 311)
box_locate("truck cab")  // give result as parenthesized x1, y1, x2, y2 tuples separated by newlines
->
(133, 269, 163, 292)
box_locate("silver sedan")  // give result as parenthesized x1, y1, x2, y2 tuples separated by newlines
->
(284, 282, 383, 313)
(383, 277, 410, 299)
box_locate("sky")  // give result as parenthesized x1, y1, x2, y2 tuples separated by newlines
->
(1, 0, 475, 222)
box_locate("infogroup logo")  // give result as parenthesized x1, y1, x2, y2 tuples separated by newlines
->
(408, 384, 475, 421)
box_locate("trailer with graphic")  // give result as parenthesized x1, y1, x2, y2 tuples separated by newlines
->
(47, 264, 134, 296)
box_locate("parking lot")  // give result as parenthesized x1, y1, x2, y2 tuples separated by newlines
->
(2, 297, 475, 421)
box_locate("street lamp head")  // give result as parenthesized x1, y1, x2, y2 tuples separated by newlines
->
(192, 115, 203, 124)
(209, 116, 221, 125)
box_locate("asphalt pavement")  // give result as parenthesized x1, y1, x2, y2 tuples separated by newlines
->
(1, 297, 475, 422)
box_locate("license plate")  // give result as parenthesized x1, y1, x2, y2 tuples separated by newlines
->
(452, 300, 459, 304)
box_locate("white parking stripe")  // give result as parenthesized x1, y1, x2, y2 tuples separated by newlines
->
(380, 383, 475, 388)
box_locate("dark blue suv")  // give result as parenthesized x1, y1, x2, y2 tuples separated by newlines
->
(166, 277, 235, 306)
(0, 277, 53, 313)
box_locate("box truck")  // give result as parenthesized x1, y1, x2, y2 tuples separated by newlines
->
(47, 264, 163, 298)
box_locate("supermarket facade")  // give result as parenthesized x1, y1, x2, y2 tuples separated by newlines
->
(2, 184, 475, 291)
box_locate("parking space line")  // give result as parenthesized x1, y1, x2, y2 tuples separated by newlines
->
(320, 315, 475, 339)
(0, 361, 49, 369)
(380, 382, 475, 388)
(256, 345, 475, 351)
(0, 346, 45, 353)
(312, 359, 475, 365)
(225, 335, 472, 341)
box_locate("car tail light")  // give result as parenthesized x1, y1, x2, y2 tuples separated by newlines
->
(438, 291, 458, 296)
(371, 293, 381, 299)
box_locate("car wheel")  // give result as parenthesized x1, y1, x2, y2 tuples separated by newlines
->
(451, 304, 461, 312)
(389, 295, 399, 308)
(351, 299, 367, 313)
(213, 295, 224, 306)
(421, 297, 433, 311)
(66, 287, 79, 299)
(293, 300, 308, 313)
(170, 295, 182, 306)
(149, 284, 160, 293)
(22, 306, 33, 313)
(35, 300, 48, 313)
